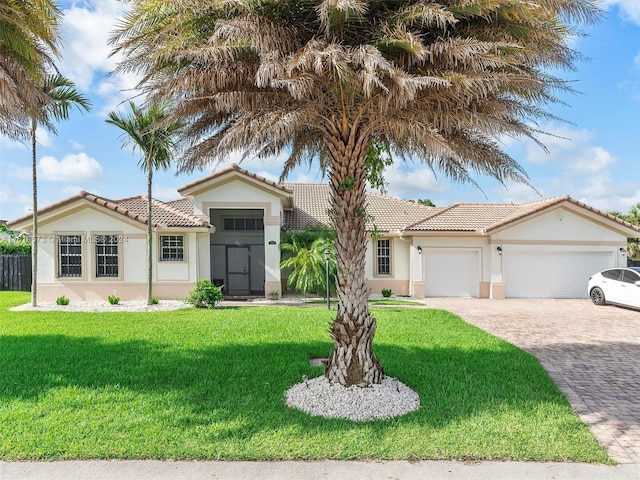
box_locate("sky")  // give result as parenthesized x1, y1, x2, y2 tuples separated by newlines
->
(1, 0, 640, 222)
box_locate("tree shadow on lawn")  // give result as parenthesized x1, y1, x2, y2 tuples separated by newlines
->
(0, 334, 597, 459)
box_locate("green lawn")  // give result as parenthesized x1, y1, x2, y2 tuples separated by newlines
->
(0, 292, 610, 462)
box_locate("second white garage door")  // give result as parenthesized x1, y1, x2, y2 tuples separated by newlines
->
(424, 249, 480, 297)
(504, 251, 613, 298)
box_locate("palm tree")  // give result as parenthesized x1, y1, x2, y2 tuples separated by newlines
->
(106, 102, 183, 305)
(30, 74, 91, 306)
(111, 0, 601, 386)
(281, 234, 337, 297)
(0, 0, 62, 139)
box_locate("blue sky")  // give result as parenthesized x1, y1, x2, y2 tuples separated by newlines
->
(1, 0, 640, 222)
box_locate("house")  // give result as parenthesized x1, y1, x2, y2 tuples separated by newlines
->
(8, 164, 640, 301)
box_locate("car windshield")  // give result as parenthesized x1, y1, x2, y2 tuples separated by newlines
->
(630, 267, 640, 274)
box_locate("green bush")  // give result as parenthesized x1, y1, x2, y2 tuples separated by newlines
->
(107, 295, 120, 305)
(381, 288, 393, 298)
(186, 279, 223, 308)
(151, 296, 159, 305)
(55, 296, 70, 306)
(0, 239, 31, 255)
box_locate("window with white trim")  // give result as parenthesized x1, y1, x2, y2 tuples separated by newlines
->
(95, 235, 119, 277)
(376, 239, 391, 276)
(57, 235, 83, 277)
(160, 235, 184, 261)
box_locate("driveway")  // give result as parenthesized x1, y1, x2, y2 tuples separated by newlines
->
(424, 298, 640, 464)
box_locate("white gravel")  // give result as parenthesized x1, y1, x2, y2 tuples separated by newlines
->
(286, 375, 420, 421)
(9, 300, 192, 312)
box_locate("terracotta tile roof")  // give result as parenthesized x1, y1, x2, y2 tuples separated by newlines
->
(407, 194, 640, 233)
(406, 203, 521, 231)
(178, 163, 293, 197)
(113, 195, 209, 228)
(282, 184, 440, 232)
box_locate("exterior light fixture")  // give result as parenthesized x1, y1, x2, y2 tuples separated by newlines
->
(417, 246, 422, 255)
(497, 246, 503, 255)
(324, 248, 331, 310)
(620, 247, 627, 255)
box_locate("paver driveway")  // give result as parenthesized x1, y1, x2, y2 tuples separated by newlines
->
(424, 298, 640, 464)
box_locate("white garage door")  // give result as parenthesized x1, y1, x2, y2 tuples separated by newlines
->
(504, 251, 613, 298)
(424, 249, 480, 297)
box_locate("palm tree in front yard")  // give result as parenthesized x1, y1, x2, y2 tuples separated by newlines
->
(30, 74, 91, 306)
(111, 0, 602, 386)
(106, 102, 183, 305)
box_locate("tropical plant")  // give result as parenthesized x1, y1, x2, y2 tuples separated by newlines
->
(111, 0, 601, 386)
(281, 234, 336, 297)
(0, 239, 31, 255)
(107, 294, 120, 305)
(55, 295, 69, 305)
(609, 204, 640, 259)
(106, 102, 183, 305)
(0, 0, 62, 139)
(381, 288, 393, 298)
(29, 74, 91, 307)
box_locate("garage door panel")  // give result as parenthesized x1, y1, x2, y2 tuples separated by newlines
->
(424, 249, 479, 297)
(504, 251, 613, 298)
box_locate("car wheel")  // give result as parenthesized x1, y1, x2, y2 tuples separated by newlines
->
(590, 287, 606, 306)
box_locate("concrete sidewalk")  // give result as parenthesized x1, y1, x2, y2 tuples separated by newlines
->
(2, 460, 640, 480)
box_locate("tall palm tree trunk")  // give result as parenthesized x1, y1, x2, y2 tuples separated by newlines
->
(147, 169, 153, 305)
(324, 125, 383, 386)
(30, 117, 38, 307)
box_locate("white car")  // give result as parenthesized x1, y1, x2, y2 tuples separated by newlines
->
(588, 267, 640, 310)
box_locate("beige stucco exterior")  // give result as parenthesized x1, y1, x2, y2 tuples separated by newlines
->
(9, 168, 639, 303)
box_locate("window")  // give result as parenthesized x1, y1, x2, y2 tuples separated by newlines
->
(57, 235, 82, 277)
(223, 217, 264, 231)
(376, 239, 391, 276)
(622, 270, 640, 284)
(160, 235, 184, 261)
(95, 235, 119, 277)
(602, 269, 622, 281)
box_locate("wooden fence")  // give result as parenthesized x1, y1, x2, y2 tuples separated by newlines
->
(0, 255, 31, 291)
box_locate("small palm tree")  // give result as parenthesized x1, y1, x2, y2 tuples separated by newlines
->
(106, 102, 183, 305)
(30, 74, 91, 306)
(281, 235, 336, 297)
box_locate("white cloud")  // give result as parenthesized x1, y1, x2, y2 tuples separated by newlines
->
(38, 153, 105, 182)
(4, 162, 31, 180)
(603, 1, 640, 25)
(153, 185, 180, 201)
(59, 0, 129, 91)
(68, 140, 85, 150)
(383, 164, 450, 201)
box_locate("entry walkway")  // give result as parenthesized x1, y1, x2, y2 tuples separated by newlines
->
(425, 298, 640, 464)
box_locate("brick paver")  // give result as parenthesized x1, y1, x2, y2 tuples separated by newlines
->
(425, 298, 640, 464)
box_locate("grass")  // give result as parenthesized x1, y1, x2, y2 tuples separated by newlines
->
(0, 292, 610, 462)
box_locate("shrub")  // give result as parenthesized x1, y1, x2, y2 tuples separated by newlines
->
(56, 295, 70, 306)
(151, 296, 160, 305)
(107, 294, 120, 305)
(186, 279, 223, 308)
(381, 288, 393, 298)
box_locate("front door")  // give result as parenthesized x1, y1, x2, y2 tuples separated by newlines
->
(227, 246, 250, 296)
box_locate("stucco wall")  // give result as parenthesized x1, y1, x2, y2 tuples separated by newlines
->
(33, 205, 199, 301)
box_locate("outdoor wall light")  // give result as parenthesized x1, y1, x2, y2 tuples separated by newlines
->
(417, 246, 423, 255)
(497, 246, 503, 255)
(620, 247, 627, 255)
